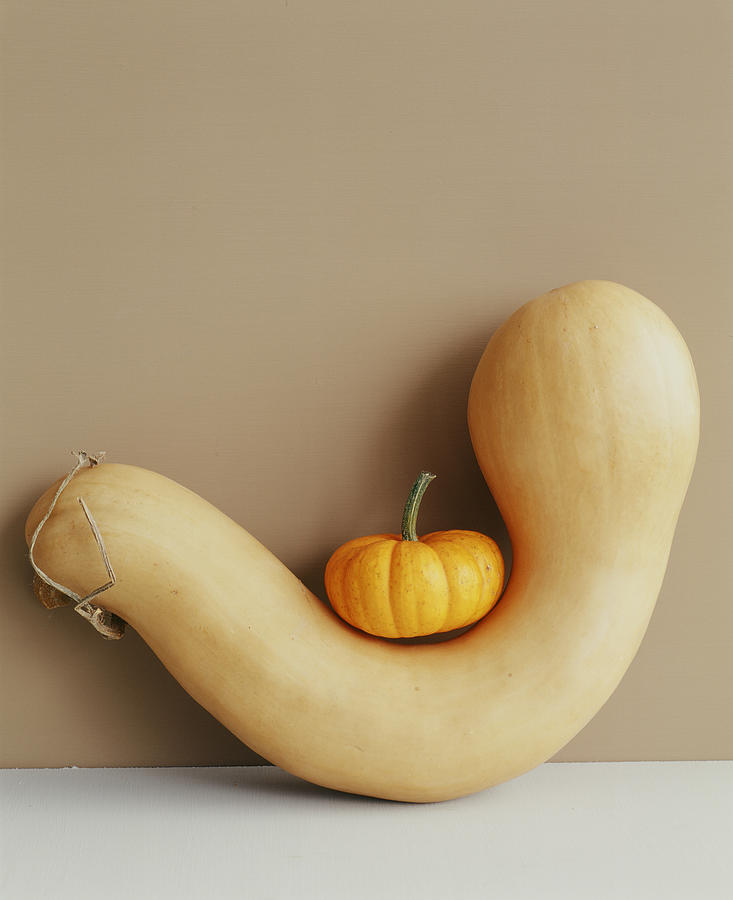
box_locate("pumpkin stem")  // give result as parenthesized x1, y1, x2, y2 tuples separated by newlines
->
(401, 471, 436, 541)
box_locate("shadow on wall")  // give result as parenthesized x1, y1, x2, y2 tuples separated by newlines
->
(295, 323, 513, 641)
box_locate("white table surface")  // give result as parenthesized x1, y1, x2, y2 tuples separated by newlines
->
(1, 762, 731, 899)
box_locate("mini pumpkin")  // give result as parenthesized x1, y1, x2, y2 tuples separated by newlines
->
(324, 472, 505, 638)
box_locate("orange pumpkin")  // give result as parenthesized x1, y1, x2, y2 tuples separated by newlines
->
(324, 472, 505, 638)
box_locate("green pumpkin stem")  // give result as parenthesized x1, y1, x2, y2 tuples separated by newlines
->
(401, 471, 436, 541)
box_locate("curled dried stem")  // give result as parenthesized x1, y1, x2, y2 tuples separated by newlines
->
(29, 450, 126, 640)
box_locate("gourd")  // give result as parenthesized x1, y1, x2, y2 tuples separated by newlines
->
(325, 470, 504, 638)
(24, 280, 699, 803)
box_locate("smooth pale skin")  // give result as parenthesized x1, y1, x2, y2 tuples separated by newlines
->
(25, 281, 699, 803)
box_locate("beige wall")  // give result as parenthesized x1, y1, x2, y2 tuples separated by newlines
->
(2, 1, 731, 767)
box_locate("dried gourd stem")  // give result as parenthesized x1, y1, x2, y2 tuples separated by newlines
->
(28, 450, 104, 601)
(76, 496, 117, 601)
(29, 450, 125, 640)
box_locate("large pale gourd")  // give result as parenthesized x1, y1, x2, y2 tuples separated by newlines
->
(25, 280, 699, 802)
